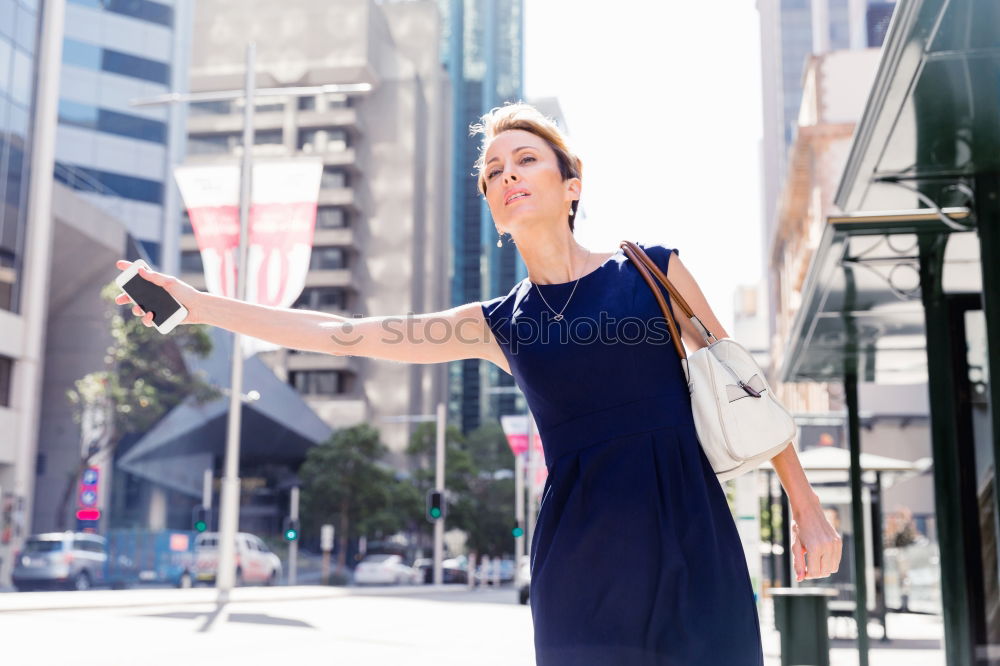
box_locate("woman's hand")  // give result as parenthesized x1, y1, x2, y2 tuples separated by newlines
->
(790, 495, 843, 582)
(114, 260, 206, 326)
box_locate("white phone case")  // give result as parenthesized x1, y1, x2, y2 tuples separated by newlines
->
(115, 259, 189, 334)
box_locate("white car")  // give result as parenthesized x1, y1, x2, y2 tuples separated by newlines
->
(193, 532, 282, 586)
(353, 553, 422, 585)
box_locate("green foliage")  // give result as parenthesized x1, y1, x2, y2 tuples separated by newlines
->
(759, 497, 784, 542)
(406, 420, 516, 557)
(66, 282, 220, 436)
(299, 424, 405, 543)
(59, 280, 220, 528)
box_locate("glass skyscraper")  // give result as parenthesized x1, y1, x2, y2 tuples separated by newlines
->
(438, 0, 525, 433)
(0, 0, 42, 315)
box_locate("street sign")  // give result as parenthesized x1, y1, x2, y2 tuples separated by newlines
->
(320, 524, 334, 552)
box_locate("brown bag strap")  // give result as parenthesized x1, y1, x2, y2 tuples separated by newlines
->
(619, 240, 718, 362)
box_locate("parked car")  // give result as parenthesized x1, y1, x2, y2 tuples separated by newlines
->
(193, 532, 282, 586)
(12, 532, 107, 592)
(354, 553, 422, 585)
(517, 556, 530, 605)
(413, 557, 469, 584)
(474, 558, 516, 585)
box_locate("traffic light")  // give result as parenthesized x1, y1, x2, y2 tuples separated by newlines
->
(192, 506, 209, 533)
(425, 489, 445, 522)
(282, 516, 300, 542)
(512, 521, 524, 538)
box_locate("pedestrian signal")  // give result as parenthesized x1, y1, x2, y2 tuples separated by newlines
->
(426, 489, 445, 522)
(283, 516, 300, 542)
(192, 506, 209, 532)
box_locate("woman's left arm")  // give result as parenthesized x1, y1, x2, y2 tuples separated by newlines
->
(666, 252, 843, 582)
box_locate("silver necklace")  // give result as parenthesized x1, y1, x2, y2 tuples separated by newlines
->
(531, 249, 591, 321)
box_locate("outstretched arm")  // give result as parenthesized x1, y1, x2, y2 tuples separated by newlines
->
(114, 260, 509, 371)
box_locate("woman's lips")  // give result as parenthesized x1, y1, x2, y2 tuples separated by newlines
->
(506, 193, 531, 205)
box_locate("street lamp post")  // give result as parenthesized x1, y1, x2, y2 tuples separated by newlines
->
(130, 43, 372, 599)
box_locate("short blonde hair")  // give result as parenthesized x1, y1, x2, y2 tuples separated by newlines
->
(470, 101, 582, 231)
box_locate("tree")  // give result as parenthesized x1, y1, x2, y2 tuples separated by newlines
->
(406, 421, 516, 559)
(298, 424, 403, 569)
(63, 281, 220, 530)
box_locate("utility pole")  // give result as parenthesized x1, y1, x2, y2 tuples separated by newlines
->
(131, 43, 371, 602)
(288, 486, 299, 586)
(381, 402, 447, 585)
(213, 42, 255, 597)
(434, 401, 446, 586)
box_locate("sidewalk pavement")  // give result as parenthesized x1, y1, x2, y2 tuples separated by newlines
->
(0, 583, 470, 614)
(759, 597, 945, 666)
(1, 584, 946, 664)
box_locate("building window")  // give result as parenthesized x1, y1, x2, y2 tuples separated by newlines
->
(289, 370, 345, 396)
(187, 133, 234, 156)
(54, 162, 163, 204)
(180, 250, 203, 274)
(0, 355, 11, 407)
(181, 210, 193, 235)
(68, 0, 174, 29)
(0, 249, 16, 312)
(309, 247, 347, 270)
(315, 206, 347, 229)
(298, 96, 316, 111)
(138, 240, 160, 266)
(298, 128, 348, 153)
(62, 38, 170, 86)
(254, 129, 283, 146)
(321, 167, 348, 189)
(58, 99, 167, 144)
(293, 286, 349, 312)
(189, 100, 233, 116)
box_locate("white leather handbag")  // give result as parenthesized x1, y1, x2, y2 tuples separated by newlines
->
(621, 240, 796, 481)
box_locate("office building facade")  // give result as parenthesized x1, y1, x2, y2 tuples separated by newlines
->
(179, 0, 450, 462)
(757, 0, 897, 339)
(53, 0, 194, 273)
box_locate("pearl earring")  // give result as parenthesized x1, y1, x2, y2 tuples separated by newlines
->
(496, 232, 503, 248)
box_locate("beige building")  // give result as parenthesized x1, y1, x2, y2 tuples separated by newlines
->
(768, 49, 937, 531)
(178, 0, 451, 462)
(770, 49, 880, 412)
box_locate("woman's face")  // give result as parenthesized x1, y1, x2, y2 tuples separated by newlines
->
(483, 129, 579, 235)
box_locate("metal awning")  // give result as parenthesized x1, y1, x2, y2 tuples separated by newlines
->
(779, 208, 980, 383)
(779, 0, 1000, 384)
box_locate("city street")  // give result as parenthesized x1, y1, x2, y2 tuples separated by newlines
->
(0, 584, 944, 665)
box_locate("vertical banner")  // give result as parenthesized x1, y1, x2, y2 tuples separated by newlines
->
(174, 158, 324, 357)
(500, 414, 547, 496)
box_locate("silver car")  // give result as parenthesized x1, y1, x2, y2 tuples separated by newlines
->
(12, 532, 107, 591)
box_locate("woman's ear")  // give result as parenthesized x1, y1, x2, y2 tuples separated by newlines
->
(565, 176, 582, 202)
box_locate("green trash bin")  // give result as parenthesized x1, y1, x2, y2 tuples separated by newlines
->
(769, 587, 839, 666)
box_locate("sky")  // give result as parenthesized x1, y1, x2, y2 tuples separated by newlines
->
(523, 0, 765, 334)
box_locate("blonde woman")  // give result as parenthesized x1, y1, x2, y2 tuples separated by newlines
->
(116, 102, 840, 664)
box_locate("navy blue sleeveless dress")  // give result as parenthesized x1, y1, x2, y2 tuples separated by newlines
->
(480, 242, 764, 665)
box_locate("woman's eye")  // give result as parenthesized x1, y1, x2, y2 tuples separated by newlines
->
(488, 155, 534, 180)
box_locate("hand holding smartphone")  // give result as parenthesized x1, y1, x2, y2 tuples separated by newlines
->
(114, 259, 190, 334)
